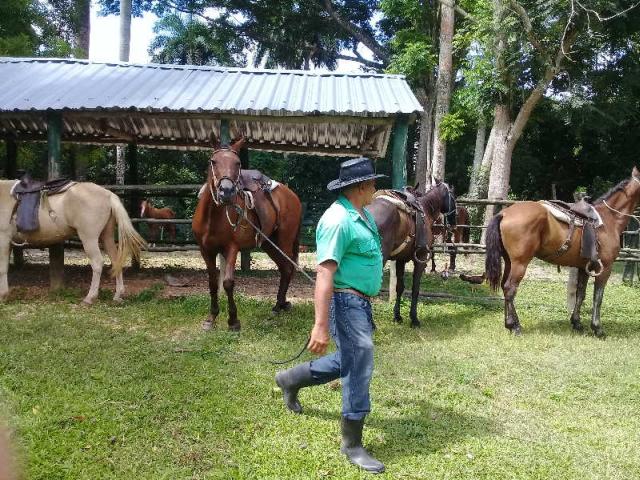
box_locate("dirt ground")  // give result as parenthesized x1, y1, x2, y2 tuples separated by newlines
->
(5, 246, 626, 303)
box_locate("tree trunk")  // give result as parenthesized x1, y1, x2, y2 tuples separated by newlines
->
(119, 0, 132, 62)
(431, 0, 455, 181)
(467, 117, 487, 196)
(115, 0, 132, 186)
(76, 0, 91, 57)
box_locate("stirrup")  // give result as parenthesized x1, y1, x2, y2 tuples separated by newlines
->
(585, 259, 603, 277)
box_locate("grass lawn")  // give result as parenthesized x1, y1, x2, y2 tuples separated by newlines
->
(1, 261, 640, 479)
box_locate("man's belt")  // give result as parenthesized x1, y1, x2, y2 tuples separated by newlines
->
(334, 288, 371, 301)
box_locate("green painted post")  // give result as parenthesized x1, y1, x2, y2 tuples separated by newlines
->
(220, 119, 230, 144)
(391, 115, 409, 190)
(47, 112, 64, 290)
(389, 115, 409, 302)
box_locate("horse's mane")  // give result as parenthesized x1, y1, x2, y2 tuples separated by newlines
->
(593, 179, 630, 204)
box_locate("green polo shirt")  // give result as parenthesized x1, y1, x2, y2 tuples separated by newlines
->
(316, 194, 384, 297)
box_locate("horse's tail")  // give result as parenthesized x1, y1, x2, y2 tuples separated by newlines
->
(109, 193, 147, 276)
(485, 213, 504, 292)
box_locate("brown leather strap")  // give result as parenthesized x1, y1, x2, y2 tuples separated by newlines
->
(334, 288, 371, 301)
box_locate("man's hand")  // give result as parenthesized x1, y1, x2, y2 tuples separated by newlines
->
(308, 260, 337, 356)
(308, 324, 330, 355)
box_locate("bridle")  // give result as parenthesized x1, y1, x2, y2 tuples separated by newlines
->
(208, 147, 242, 207)
(601, 175, 640, 224)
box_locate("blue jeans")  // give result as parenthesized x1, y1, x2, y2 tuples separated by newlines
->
(309, 292, 375, 421)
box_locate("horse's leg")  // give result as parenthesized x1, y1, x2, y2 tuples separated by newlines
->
(263, 236, 296, 314)
(222, 245, 241, 331)
(201, 249, 220, 331)
(502, 260, 528, 335)
(393, 260, 406, 323)
(78, 234, 104, 305)
(449, 232, 458, 271)
(430, 252, 437, 272)
(591, 268, 612, 338)
(100, 217, 125, 302)
(569, 269, 589, 332)
(410, 260, 428, 328)
(0, 235, 10, 301)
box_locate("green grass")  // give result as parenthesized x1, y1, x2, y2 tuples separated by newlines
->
(1, 273, 640, 479)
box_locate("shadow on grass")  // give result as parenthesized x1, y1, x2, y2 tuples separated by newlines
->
(303, 399, 494, 462)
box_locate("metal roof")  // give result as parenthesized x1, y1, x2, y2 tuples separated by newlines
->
(0, 58, 423, 157)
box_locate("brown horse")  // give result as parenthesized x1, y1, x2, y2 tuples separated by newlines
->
(192, 138, 302, 331)
(368, 181, 456, 327)
(431, 205, 470, 272)
(486, 167, 640, 337)
(140, 199, 176, 243)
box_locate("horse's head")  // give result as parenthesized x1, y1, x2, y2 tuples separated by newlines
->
(208, 137, 246, 205)
(140, 199, 150, 218)
(424, 180, 457, 228)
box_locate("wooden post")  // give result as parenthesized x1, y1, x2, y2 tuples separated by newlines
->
(388, 115, 409, 302)
(125, 144, 141, 270)
(6, 139, 23, 266)
(240, 146, 251, 271)
(47, 112, 64, 290)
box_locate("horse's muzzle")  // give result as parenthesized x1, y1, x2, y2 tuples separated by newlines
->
(218, 179, 236, 204)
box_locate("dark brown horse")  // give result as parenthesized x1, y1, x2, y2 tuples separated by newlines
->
(140, 199, 176, 242)
(192, 138, 302, 331)
(431, 205, 470, 272)
(486, 167, 640, 337)
(368, 181, 456, 327)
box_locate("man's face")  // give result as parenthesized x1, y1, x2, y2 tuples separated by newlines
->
(359, 180, 376, 203)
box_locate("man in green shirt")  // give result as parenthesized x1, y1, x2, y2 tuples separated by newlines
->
(275, 157, 386, 474)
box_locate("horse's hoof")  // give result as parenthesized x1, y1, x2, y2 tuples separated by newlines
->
(112, 296, 124, 304)
(202, 320, 215, 331)
(512, 326, 522, 336)
(81, 299, 94, 306)
(410, 320, 421, 329)
(593, 329, 606, 339)
(393, 316, 403, 324)
(228, 322, 241, 332)
(571, 322, 584, 332)
(272, 301, 292, 313)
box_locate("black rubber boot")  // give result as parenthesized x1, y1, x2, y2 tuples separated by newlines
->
(275, 362, 316, 414)
(340, 417, 385, 474)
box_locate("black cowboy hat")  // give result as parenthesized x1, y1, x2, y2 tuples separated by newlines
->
(327, 157, 387, 192)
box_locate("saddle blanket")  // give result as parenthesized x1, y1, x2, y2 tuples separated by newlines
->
(540, 200, 603, 228)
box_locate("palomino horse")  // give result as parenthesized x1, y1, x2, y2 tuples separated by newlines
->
(431, 205, 470, 272)
(140, 199, 176, 243)
(486, 167, 640, 337)
(192, 138, 302, 331)
(0, 180, 146, 304)
(368, 180, 456, 327)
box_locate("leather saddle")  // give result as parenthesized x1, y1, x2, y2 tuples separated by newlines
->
(374, 188, 429, 260)
(238, 169, 279, 241)
(12, 173, 74, 233)
(546, 198, 600, 268)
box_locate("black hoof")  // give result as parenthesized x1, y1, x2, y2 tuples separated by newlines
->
(393, 316, 403, 324)
(507, 325, 522, 336)
(272, 301, 292, 313)
(410, 320, 421, 329)
(593, 329, 606, 339)
(571, 322, 584, 332)
(228, 322, 241, 332)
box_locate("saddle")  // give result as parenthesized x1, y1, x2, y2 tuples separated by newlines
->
(238, 169, 280, 244)
(11, 173, 75, 233)
(373, 188, 429, 261)
(542, 199, 602, 272)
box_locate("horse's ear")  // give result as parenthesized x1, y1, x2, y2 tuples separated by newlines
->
(633, 166, 639, 178)
(231, 137, 246, 153)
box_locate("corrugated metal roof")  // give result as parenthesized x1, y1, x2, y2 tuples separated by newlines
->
(0, 57, 422, 115)
(0, 57, 423, 157)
